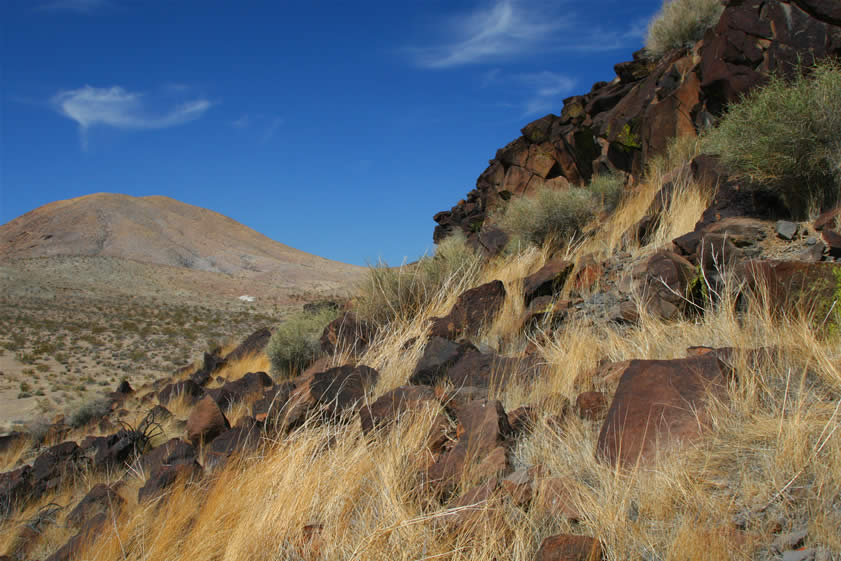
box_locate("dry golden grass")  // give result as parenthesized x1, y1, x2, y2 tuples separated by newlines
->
(56, 253, 839, 561)
(6, 143, 841, 560)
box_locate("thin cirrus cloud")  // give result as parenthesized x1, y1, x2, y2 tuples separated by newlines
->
(483, 69, 577, 116)
(230, 113, 285, 141)
(520, 71, 577, 115)
(52, 85, 212, 148)
(412, 0, 566, 68)
(412, 0, 651, 68)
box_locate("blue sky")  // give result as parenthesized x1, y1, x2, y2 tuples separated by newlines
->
(1, 0, 661, 266)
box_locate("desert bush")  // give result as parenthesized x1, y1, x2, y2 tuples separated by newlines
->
(645, 0, 724, 58)
(266, 306, 339, 377)
(68, 396, 112, 428)
(587, 171, 625, 212)
(497, 186, 595, 248)
(355, 232, 482, 325)
(704, 59, 841, 217)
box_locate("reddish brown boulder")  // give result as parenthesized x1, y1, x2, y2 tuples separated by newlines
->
(409, 337, 476, 386)
(735, 261, 841, 323)
(814, 206, 841, 231)
(428, 280, 506, 340)
(25, 441, 87, 504)
(320, 312, 373, 356)
(66, 483, 124, 530)
(523, 296, 571, 327)
(444, 477, 500, 530)
(500, 467, 536, 507)
(186, 395, 231, 446)
(627, 250, 697, 319)
(523, 258, 575, 306)
(477, 226, 510, 256)
(223, 327, 272, 363)
(575, 392, 609, 421)
(137, 438, 197, 474)
(821, 229, 841, 258)
(80, 429, 150, 470)
(0, 431, 24, 455)
(189, 351, 226, 386)
(427, 400, 512, 493)
(507, 406, 537, 435)
(446, 348, 539, 389)
(204, 426, 260, 468)
(252, 381, 295, 427)
(535, 477, 582, 521)
(158, 379, 205, 406)
(207, 371, 273, 408)
(535, 534, 602, 561)
(138, 462, 203, 503)
(597, 355, 731, 468)
(0, 466, 33, 514)
(359, 385, 438, 435)
(289, 364, 379, 422)
(45, 512, 107, 561)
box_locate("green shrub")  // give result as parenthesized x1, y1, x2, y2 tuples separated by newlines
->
(587, 172, 625, 212)
(704, 59, 841, 217)
(68, 396, 112, 428)
(645, 0, 724, 58)
(355, 232, 482, 325)
(497, 186, 595, 248)
(266, 307, 339, 377)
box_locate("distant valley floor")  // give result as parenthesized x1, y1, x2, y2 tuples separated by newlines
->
(0, 255, 359, 430)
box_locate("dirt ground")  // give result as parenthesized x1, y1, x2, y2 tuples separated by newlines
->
(1, 255, 357, 431)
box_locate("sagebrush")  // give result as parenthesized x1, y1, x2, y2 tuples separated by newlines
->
(67, 396, 112, 428)
(704, 59, 841, 217)
(496, 172, 627, 249)
(266, 307, 338, 377)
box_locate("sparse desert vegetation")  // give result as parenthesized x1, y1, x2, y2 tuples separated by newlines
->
(2, 4, 841, 561)
(704, 58, 841, 217)
(645, 0, 724, 58)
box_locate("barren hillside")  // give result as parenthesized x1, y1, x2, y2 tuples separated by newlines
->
(0, 192, 362, 279)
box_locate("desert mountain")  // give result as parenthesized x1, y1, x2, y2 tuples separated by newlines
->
(0, 192, 361, 277)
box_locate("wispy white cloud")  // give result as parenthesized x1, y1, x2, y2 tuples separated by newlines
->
(482, 69, 577, 115)
(412, 0, 566, 68)
(52, 85, 212, 148)
(40, 0, 109, 13)
(229, 113, 284, 141)
(411, 1, 653, 68)
(519, 71, 577, 115)
(558, 17, 650, 52)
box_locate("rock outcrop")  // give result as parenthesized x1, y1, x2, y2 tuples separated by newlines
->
(433, 0, 841, 248)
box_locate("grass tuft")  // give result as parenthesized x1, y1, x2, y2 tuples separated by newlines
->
(354, 232, 482, 327)
(645, 0, 724, 58)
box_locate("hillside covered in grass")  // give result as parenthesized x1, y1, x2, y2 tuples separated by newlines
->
(2, 1, 841, 560)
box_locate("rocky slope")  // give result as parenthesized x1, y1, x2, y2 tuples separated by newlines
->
(433, 0, 841, 250)
(2, 2, 841, 561)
